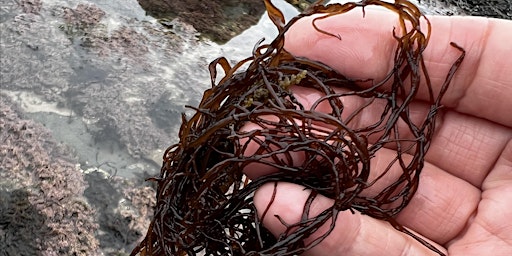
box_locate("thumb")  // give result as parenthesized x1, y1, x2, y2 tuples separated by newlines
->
(254, 182, 445, 255)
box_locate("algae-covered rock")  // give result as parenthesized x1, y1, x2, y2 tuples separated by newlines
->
(0, 96, 100, 256)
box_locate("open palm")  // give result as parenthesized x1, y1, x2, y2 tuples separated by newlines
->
(247, 10, 512, 255)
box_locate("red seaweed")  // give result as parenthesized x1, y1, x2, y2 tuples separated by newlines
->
(132, 1, 465, 255)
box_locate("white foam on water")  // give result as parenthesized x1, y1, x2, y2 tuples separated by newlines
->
(2, 90, 74, 116)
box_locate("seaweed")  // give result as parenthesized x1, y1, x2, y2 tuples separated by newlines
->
(132, 0, 465, 255)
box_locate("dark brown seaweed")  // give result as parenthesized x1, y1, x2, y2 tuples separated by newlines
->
(132, 1, 465, 255)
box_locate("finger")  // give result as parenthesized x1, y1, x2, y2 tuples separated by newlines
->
(292, 85, 512, 187)
(243, 85, 511, 187)
(296, 84, 512, 187)
(240, 125, 483, 243)
(285, 9, 512, 126)
(240, 83, 444, 180)
(247, 143, 481, 244)
(339, 145, 481, 244)
(239, 114, 307, 179)
(254, 182, 446, 255)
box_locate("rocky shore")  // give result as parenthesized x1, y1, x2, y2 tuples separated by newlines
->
(1, 0, 509, 255)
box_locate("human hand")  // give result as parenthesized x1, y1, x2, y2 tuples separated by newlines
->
(245, 9, 512, 256)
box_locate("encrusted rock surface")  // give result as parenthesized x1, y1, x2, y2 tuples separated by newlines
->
(0, 95, 157, 255)
(2, 0, 190, 161)
(0, 96, 100, 255)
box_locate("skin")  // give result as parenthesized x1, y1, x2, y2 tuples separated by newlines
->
(245, 9, 512, 256)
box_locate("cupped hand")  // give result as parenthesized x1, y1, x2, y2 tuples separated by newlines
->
(247, 9, 512, 256)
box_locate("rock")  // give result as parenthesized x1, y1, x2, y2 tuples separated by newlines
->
(0, 94, 157, 255)
(427, 0, 511, 19)
(0, 96, 100, 255)
(19, 0, 42, 14)
(136, 0, 265, 43)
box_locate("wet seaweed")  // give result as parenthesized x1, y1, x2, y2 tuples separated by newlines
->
(132, 1, 465, 255)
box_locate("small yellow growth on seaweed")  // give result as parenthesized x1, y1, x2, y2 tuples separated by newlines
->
(243, 97, 254, 108)
(243, 70, 308, 107)
(279, 69, 308, 89)
(253, 88, 269, 99)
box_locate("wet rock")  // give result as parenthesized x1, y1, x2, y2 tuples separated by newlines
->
(0, 189, 47, 255)
(102, 26, 149, 56)
(148, 92, 183, 134)
(62, 3, 106, 30)
(0, 96, 100, 255)
(84, 171, 156, 254)
(1, 7, 73, 100)
(137, 0, 265, 43)
(1, 95, 157, 255)
(19, 0, 43, 14)
(285, 0, 323, 11)
(58, 3, 151, 59)
(426, 0, 511, 19)
(63, 81, 173, 159)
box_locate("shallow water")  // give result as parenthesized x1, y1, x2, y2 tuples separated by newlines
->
(0, 0, 300, 178)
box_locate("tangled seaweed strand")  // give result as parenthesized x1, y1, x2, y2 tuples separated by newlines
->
(132, 1, 465, 255)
